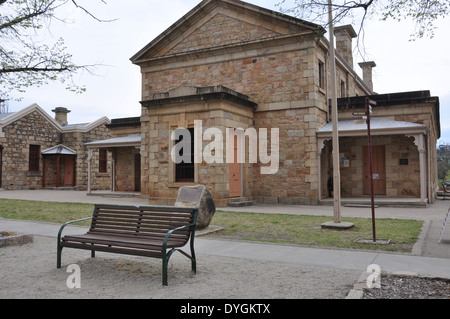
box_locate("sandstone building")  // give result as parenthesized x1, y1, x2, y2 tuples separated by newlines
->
(120, 0, 439, 206)
(0, 104, 111, 191)
(1, 0, 440, 208)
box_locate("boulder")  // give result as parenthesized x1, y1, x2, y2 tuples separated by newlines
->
(175, 185, 216, 229)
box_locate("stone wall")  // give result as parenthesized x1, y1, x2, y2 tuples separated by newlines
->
(62, 124, 111, 191)
(141, 95, 254, 207)
(339, 135, 420, 198)
(338, 98, 440, 201)
(252, 106, 327, 205)
(133, 3, 377, 205)
(115, 147, 140, 192)
(0, 110, 60, 190)
(0, 108, 112, 191)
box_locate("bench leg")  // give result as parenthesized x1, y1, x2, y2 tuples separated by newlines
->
(91, 250, 95, 258)
(190, 239, 196, 273)
(57, 244, 62, 269)
(162, 258, 168, 286)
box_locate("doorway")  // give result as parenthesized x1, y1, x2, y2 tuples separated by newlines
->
(63, 156, 75, 186)
(229, 135, 242, 198)
(134, 153, 141, 192)
(363, 145, 386, 195)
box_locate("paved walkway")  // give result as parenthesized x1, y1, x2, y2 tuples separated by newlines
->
(1, 190, 450, 279)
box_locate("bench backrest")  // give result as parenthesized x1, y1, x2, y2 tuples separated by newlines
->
(89, 204, 198, 245)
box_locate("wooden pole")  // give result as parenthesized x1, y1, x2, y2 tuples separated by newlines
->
(328, 0, 341, 223)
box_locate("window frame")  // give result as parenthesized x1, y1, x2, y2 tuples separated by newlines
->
(98, 149, 107, 173)
(174, 127, 195, 183)
(318, 60, 325, 90)
(29, 145, 41, 172)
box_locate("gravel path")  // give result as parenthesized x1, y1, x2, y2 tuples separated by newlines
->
(0, 236, 361, 299)
(364, 274, 450, 299)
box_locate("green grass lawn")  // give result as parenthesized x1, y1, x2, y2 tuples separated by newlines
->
(0, 199, 423, 253)
(207, 210, 423, 253)
(0, 199, 94, 225)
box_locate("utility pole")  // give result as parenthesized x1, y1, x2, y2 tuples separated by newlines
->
(328, 0, 341, 223)
(321, 1, 354, 231)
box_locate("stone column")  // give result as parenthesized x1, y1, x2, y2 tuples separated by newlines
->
(411, 134, 427, 203)
(87, 149, 93, 193)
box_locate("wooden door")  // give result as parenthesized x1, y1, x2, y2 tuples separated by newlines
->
(63, 156, 74, 186)
(134, 153, 141, 192)
(229, 135, 241, 198)
(363, 145, 386, 195)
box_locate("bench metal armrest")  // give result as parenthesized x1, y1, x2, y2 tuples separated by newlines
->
(162, 223, 196, 251)
(57, 217, 93, 242)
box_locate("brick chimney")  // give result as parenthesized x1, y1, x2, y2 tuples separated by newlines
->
(334, 25, 357, 68)
(52, 107, 71, 126)
(358, 61, 376, 92)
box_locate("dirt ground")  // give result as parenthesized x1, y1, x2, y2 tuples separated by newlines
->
(0, 236, 361, 299)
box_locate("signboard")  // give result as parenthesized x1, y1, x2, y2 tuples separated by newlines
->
(176, 186, 203, 204)
(438, 208, 450, 244)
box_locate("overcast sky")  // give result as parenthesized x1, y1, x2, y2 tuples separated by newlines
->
(6, 0, 450, 145)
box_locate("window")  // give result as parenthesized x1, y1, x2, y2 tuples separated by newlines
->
(318, 61, 325, 89)
(340, 80, 346, 97)
(29, 145, 40, 172)
(99, 149, 107, 173)
(175, 128, 195, 183)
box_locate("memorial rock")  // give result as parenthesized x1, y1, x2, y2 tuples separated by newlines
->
(175, 185, 216, 229)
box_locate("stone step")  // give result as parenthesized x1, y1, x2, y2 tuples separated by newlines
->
(228, 197, 249, 203)
(228, 198, 255, 207)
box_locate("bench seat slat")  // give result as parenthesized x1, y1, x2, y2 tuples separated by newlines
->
(91, 218, 191, 228)
(89, 224, 191, 236)
(93, 209, 194, 218)
(62, 233, 187, 250)
(87, 228, 190, 239)
(92, 213, 193, 222)
(61, 242, 164, 257)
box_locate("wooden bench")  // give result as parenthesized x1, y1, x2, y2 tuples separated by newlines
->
(57, 204, 198, 286)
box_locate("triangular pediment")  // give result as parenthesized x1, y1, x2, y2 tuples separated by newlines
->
(131, 0, 323, 63)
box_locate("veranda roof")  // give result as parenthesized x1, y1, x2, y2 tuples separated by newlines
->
(85, 134, 141, 148)
(41, 144, 77, 156)
(317, 117, 427, 137)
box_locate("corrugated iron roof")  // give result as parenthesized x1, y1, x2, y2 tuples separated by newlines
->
(42, 144, 77, 155)
(317, 117, 426, 134)
(0, 112, 14, 121)
(85, 134, 141, 148)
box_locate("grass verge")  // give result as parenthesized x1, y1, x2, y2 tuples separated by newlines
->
(0, 199, 94, 226)
(0, 199, 423, 252)
(207, 210, 423, 253)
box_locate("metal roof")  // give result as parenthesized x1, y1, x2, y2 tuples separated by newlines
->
(0, 112, 14, 121)
(41, 144, 77, 156)
(85, 134, 142, 148)
(317, 117, 426, 137)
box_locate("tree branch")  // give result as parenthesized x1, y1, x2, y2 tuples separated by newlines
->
(0, 66, 71, 74)
(70, 0, 117, 22)
(0, 0, 56, 31)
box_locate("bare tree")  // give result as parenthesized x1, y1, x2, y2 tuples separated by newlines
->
(276, 0, 450, 58)
(0, 0, 114, 101)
